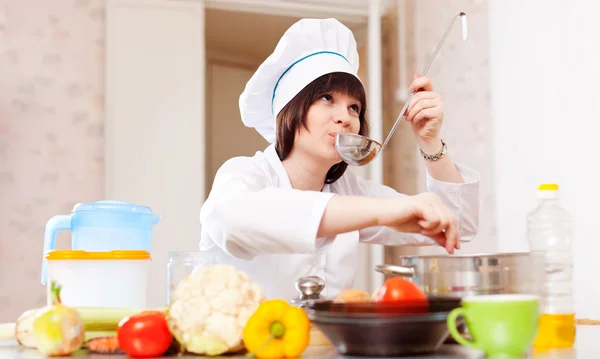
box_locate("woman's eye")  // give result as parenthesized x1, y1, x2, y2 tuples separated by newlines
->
(350, 104, 360, 113)
(320, 94, 332, 102)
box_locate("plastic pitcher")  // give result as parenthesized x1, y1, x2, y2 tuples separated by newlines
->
(41, 200, 161, 284)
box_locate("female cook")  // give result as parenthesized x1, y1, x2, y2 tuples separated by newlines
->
(199, 18, 480, 300)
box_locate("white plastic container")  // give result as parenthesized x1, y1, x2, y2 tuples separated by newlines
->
(46, 250, 151, 308)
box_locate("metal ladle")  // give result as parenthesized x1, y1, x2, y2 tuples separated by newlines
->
(336, 12, 469, 166)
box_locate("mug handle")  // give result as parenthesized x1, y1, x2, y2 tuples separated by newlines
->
(447, 308, 482, 351)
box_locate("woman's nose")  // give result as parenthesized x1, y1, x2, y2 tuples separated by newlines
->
(332, 106, 351, 125)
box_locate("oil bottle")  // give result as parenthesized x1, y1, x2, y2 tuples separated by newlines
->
(527, 183, 576, 348)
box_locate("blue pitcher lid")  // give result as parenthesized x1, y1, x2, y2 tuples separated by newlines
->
(73, 200, 153, 214)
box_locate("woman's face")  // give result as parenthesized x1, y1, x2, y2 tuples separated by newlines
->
(294, 91, 362, 166)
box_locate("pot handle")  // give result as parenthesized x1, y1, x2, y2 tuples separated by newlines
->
(374, 264, 415, 277)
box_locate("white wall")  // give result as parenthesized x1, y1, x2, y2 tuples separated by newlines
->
(105, 0, 206, 307)
(489, 0, 600, 320)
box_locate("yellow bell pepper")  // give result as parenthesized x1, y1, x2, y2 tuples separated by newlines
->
(243, 299, 310, 358)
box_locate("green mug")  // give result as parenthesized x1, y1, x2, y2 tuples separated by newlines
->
(447, 294, 540, 358)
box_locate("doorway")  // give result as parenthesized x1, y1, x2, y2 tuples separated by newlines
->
(204, 9, 301, 194)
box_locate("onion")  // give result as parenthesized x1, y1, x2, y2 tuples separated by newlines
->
(32, 281, 85, 356)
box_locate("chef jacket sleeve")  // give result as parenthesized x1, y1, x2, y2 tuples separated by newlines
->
(200, 157, 335, 260)
(354, 162, 480, 246)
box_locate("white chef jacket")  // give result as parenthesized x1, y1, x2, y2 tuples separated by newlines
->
(199, 144, 480, 301)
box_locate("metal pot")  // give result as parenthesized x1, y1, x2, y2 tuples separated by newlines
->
(375, 252, 533, 298)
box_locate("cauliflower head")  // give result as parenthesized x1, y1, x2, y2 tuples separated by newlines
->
(167, 264, 265, 356)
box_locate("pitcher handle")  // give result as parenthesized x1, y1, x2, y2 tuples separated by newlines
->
(41, 215, 72, 284)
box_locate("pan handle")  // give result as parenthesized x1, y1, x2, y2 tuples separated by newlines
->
(374, 264, 415, 277)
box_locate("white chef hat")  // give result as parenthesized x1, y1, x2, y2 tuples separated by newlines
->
(239, 18, 362, 143)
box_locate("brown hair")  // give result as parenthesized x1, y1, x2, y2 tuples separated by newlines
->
(275, 72, 369, 184)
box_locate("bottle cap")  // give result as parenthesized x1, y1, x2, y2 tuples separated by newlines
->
(538, 183, 559, 199)
(539, 184, 559, 191)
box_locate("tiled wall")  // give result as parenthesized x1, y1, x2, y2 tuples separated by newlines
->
(0, 0, 106, 321)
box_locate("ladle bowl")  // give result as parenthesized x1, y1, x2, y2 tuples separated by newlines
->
(335, 133, 382, 166)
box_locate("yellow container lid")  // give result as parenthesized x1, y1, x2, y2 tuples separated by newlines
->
(46, 250, 151, 261)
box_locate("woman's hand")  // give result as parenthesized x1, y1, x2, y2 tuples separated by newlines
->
(317, 193, 460, 253)
(405, 74, 444, 148)
(379, 193, 460, 254)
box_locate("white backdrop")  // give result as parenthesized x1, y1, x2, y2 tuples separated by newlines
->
(489, 0, 600, 320)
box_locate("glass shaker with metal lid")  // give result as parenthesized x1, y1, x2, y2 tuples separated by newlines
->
(289, 276, 328, 308)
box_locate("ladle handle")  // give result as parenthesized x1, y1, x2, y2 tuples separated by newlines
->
(380, 12, 467, 151)
(381, 93, 414, 150)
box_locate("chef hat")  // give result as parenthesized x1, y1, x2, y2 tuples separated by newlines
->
(239, 18, 362, 143)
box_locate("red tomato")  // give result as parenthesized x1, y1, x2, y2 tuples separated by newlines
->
(117, 311, 173, 358)
(373, 277, 427, 304)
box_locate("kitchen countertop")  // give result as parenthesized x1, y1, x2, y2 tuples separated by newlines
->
(1, 326, 593, 358)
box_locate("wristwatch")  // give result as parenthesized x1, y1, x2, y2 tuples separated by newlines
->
(420, 139, 447, 161)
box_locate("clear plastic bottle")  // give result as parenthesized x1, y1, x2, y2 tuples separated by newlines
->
(527, 184, 576, 349)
